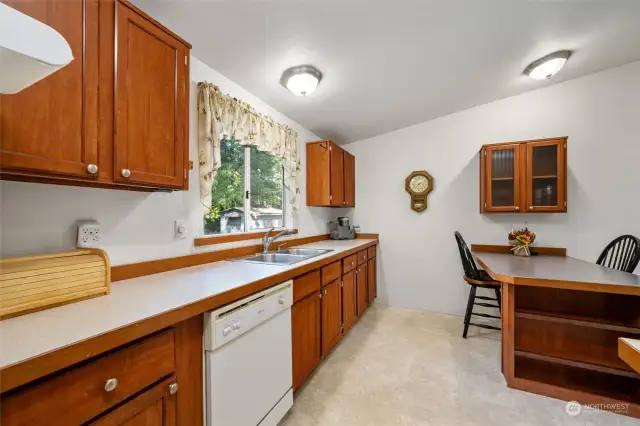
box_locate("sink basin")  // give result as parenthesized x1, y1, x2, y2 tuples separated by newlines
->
(278, 248, 333, 257)
(232, 248, 333, 265)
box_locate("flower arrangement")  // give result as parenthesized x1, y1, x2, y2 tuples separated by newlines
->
(508, 227, 536, 256)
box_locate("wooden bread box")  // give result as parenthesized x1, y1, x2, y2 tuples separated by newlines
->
(0, 249, 111, 320)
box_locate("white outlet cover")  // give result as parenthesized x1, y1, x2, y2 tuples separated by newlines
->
(175, 220, 187, 239)
(77, 220, 101, 248)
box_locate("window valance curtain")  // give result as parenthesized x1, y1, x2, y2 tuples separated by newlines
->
(197, 82, 301, 218)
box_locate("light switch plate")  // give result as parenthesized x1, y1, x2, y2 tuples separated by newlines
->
(175, 220, 187, 239)
(77, 220, 101, 248)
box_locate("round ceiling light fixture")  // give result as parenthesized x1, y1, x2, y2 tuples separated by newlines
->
(280, 65, 322, 96)
(523, 50, 572, 80)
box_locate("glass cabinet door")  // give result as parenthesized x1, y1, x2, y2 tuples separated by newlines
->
(526, 139, 566, 212)
(484, 144, 521, 212)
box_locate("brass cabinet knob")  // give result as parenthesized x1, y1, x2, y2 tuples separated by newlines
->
(121, 169, 131, 178)
(87, 164, 98, 174)
(529, 206, 534, 211)
(104, 378, 118, 392)
(515, 206, 520, 211)
(168, 383, 178, 395)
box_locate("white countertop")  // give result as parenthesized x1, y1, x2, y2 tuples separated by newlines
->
(0, 239, 376, 369)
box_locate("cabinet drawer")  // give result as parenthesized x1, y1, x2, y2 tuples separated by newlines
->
(322, 261, 342, 286)
(1, 330, 176, 426)
(367, 246, 376, 259)
(293, 270, 321, 303)
(343, 254, 357, 274)
(357, 249, 368, 265)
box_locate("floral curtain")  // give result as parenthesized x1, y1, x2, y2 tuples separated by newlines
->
(197, 82, 301, 220)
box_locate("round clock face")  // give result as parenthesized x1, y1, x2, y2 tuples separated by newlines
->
(409, 175, 429, 193)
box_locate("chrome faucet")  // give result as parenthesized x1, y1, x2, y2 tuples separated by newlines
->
(262, 227, 294, 252)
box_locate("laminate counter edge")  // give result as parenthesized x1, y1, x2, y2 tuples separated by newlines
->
(619, 338, 640, 374)
(0, 239, 378, 393)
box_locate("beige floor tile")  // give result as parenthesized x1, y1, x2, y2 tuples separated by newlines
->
(279, 304, 636, 426)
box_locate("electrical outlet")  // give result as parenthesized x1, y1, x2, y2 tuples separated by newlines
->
(77, 220, 101, 248)
(175, 220, 187, 239)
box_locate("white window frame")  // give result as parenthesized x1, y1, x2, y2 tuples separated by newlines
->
(204, 140, 287, 236)
(244, 146, 287, 232)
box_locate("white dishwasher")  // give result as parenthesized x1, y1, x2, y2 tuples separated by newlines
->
(204, 280, 293, 426)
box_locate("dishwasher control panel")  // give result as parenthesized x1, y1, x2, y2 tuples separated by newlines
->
(204, 280, 293, 351)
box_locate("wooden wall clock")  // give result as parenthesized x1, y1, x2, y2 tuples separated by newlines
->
(405, 170, 434, 212)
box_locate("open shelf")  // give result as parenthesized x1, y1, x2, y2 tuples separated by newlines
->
(532, 175, 557, 179)
(516, 309, 640, 334)
(515, 350, 640, 379)
(515, 354, 640, 404)
(491, 177, 514, 181)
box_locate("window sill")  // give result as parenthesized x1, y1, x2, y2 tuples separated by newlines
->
(194, 229, 299, 247)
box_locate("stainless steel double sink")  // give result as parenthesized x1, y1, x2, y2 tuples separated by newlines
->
(231, 248, 334, 265)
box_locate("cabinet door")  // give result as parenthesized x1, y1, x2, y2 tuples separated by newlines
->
(292, 292, 321, 390)
(89, 377, 177, 426)
(329, 142, 344, 206)
(0, 0, 99, 178)
(343, 151, 356, 207)
(114, 1, 188, 188)
(342, 271, 357, 333)
(525, 138, 567, 212)
(356, 265, 368, 316)
(321, 279, 342, 357)
(482, 144, 522, 213)
(367, 259, 377, 303)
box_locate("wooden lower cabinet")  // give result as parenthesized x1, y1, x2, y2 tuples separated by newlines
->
(342, 270, 357, 333)
(321, 279, 342, 357)
(0, 318, 202, 426)
(292, 291, 322, 391)
(356, 264, 368, 316)
(89, 377, 177, 426)
(367, 258, 377, 303)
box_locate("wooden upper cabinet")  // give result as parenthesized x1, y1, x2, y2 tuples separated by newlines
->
(329, 142, 345, 206)
(480, 137, 567, 214)
(0, 0, 191, 191)
(0, 0, 99, 178)
(114, 1, 189, 188)
(343, 151, 356, 207)
(525, 138, 567, 213)
(481, 143, 522, 213)
(306, 140, 356, 207)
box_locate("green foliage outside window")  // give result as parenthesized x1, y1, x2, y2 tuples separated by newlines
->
(204, 137, 284, 234)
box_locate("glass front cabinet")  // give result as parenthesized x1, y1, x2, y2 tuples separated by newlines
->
(480, 137, 567, 213)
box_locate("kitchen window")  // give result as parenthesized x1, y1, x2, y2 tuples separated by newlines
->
(204, 137, 285, 235)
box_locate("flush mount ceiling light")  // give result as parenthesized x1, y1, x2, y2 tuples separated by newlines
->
(280, 65, 322, 96)
(524, 50, 572, 80)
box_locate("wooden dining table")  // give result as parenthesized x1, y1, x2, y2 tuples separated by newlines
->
(472, 245, 640, 419)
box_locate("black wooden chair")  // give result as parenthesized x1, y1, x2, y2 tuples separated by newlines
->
(454, 231, 501, 338)
(596, 235, 640, 273)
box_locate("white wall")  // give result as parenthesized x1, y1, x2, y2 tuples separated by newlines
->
(0, 57, 344, 265)
(343, 61, 640, 315)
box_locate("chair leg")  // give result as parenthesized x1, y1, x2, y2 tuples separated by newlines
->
(494, 288, 502, 315)
(462, 286, 477, 338)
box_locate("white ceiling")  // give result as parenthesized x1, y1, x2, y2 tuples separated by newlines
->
(133, 0, 640, 144)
